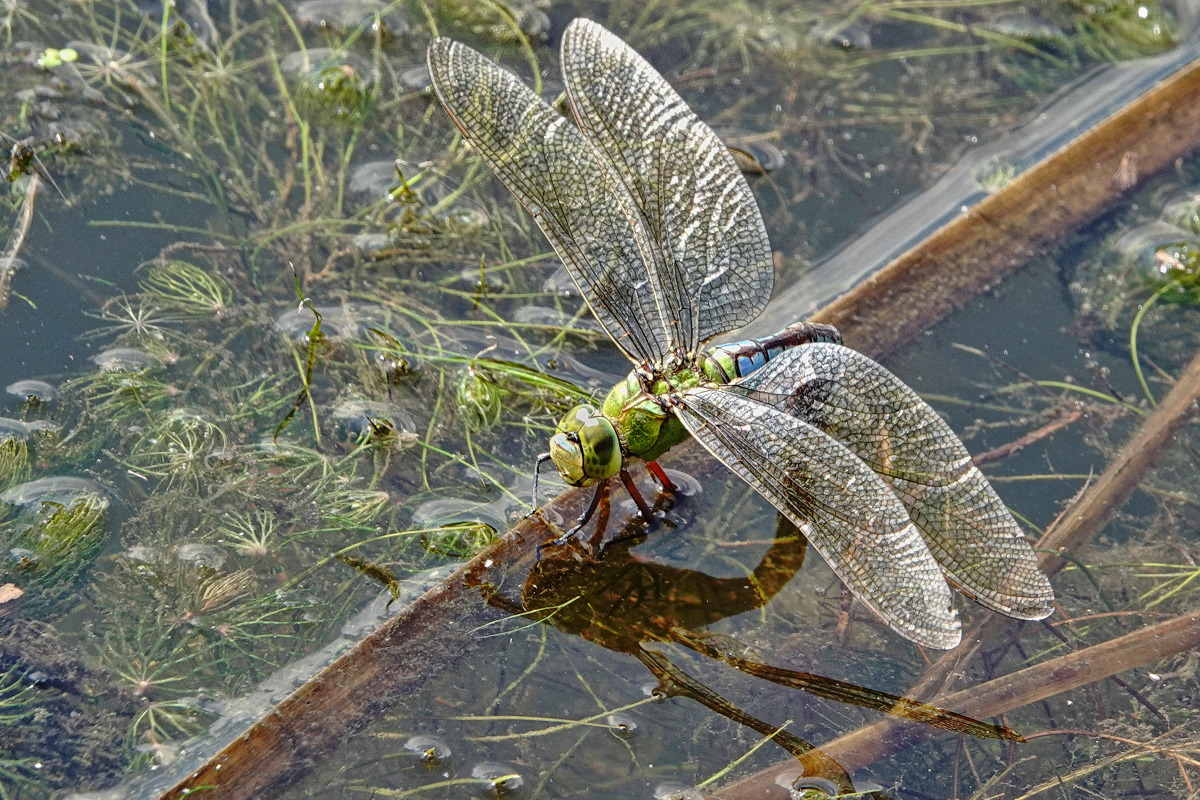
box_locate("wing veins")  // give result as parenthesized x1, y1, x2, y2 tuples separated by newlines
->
(676, 387, 961, 649)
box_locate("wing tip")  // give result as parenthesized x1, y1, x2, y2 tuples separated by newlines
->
(895, 600, 963, 650)
(951, 570, 1055, 622)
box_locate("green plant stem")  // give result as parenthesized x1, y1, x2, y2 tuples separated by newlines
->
(1129, 281, 1175, 408)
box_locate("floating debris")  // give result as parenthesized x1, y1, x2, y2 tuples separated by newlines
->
(91, 347, 151, 373)
(723, 134, 786, 175)
(654, 783, 705, 800)
(175, 542, 227, 570)
(280, 48, 376, 126)
(328, 399, 418, 446)
(0, 476, 109, 511)
(348, 159, 419, 200)
(605, 712, 638, 734)
(0, 418, 34, 442)
(403, 735, 451, 762)
(542, 263, 579, 298)
(513, 304, 600, 332)
(470, 763, 524, 792)
(1161, 190, 1200, 235)
(986, 12, 1065, 41)
(353, 232, 393, 255)
(6, 380, 56, 403)
(273, 302, 392, 342)
(411, 497, 507, 536)
(809, 19, 872, 50)
(1111, 220, 1200, 276)
(294, 0, 410, 38)
(398, 64, 432, 92)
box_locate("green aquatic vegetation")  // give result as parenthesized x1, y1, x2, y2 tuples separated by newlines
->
(1056, 0, 1177, 62)
(1142, 241, 1200, 302)
(95, 614, 216, 750)
(219, 508, 284, 559)
(455, 362, 502, 432)
(288, 51, 377, 128)
(0, 437, 30, 489)
(0, 666, 41, 798)
(420, 519, 498, 557)
(123, 410, 230, 489)
(138, 259, 234, 317)
(89, 294, 175, 342)
(1, 495, 107, 618)
(0, 663, 36, 727)
(318, 484, 393, 526)
(433, 0, 551, 46)
(3, 0, 1190, 791)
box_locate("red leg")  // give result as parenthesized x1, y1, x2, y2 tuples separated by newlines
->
(645, 460, 676, 492)
(619, 468, 654, 522)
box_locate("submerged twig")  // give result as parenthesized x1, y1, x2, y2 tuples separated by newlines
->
(0, 173, 38, 309)
(1037, 344, 1200, 576)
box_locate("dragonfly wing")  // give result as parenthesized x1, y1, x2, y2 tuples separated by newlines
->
(677, 387, 962, 649)
(728, 344, 1054, 620)
(561, 19, 774, 358)
(427, 37, 669, 367)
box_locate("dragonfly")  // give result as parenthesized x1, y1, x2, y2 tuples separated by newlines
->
(426, 18, 1054, 649)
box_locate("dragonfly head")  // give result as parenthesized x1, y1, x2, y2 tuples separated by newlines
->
(549, 404, 622, 486)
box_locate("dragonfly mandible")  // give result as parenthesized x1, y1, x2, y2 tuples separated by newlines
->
(426, 18, 1054, 649)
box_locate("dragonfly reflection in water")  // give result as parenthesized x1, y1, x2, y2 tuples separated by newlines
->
(480, 514, 1024, 794)
(427, 19, 1054, 649)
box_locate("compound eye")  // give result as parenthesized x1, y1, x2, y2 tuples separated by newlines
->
(549, 432, 589, 486)
(555, 404, 597, 435)
(576, 417, 620, 481)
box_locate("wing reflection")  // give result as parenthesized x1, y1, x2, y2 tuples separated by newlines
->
(480, 513, 1020, 796)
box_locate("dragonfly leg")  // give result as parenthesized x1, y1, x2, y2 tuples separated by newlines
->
(619, 468, 654, 522)
(645, 460, 676, 492)
(540, 478, 609, 553)
(526, 452, 553, 518)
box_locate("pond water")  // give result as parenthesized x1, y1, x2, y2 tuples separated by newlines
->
(1, 1, 1199, 798)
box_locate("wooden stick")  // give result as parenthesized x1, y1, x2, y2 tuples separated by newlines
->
(812, 56, 1200, 360)
(1037, 346, 1200, 576)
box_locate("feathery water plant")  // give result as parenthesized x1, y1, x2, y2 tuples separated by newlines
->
(138, 259, 234, 317)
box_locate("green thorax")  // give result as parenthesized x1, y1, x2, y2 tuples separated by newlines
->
(600, 367, 702, 462)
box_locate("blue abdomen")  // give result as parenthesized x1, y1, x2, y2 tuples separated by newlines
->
(700, 322, 841, 383)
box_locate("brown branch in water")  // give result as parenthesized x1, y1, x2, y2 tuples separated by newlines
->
(972, 410, 1083, 466)
(1036, 345, 1200, 577)
(0, 173, 38, 309)
(811, 53, 1200, 361)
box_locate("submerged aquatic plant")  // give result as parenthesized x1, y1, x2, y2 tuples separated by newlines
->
(1, 493, 107, 618)
(138, 259, 233, 317)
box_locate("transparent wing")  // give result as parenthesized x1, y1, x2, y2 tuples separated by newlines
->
(562, 19, 774, 359)
(727, 344, 1054, 620)
(676, 387, 962, 649)
(427, 37, 669, 367)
